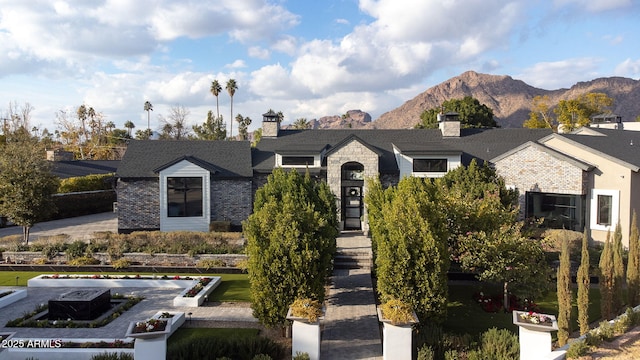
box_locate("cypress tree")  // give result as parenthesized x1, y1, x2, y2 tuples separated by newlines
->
(599, 231, 614, 320)
(577, 228, 590, 335)
(613, 223, 625, 312)
(557, 234, 572, 346)
(628, 211, 640, 307)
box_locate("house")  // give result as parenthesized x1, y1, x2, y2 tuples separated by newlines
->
(115, 110, 639, 247)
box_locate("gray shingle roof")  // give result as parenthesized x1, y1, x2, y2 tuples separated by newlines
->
(117, 140, 253, 178)
(557, 129, 640, 170)
(253, 128, 553, 172)
(52, 160, 119, 179)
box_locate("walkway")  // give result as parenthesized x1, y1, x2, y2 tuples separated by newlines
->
(321, 232, 382, 359)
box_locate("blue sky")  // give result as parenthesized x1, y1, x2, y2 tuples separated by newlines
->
(0, 0, 639, 135)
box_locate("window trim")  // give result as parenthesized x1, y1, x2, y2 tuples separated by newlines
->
(590, 189, 619, 231)
(276, 154, 320, 168)
(166, 176, 204, 218)
(412, 158, 448, 173)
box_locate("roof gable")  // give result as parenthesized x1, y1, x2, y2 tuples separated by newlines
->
(153, 155, 220, 174)
(491, 141, 594, 171)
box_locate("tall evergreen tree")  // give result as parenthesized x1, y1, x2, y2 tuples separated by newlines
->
(577, 228, 590, 335)
(244, 168, 337, 328)
(557, 234, 572, 346)
(599, 231, 614, 320)
(628, 211, 640, 307)
(613, 222, 625, 312)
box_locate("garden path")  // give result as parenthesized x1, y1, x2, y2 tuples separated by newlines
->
(321, 232, 382, 359)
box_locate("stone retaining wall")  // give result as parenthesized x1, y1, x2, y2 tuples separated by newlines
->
(1, 251, 247, 267)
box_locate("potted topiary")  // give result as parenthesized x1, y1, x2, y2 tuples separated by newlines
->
(287, 298, 324, 360)
(377, 299, 418, 360)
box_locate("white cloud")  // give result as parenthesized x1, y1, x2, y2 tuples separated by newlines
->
(248, 46, 270, 59)
(516, 58, 602, 89)
(614, 58, 640, 78)
(553, 0, 633, 12)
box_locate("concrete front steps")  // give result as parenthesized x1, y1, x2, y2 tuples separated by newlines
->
(334, 249, 373, 270)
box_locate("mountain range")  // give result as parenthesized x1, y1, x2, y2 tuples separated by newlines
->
(312, 71, 640, 129)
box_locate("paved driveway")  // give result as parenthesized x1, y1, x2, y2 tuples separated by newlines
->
(0, 212, 117, 242)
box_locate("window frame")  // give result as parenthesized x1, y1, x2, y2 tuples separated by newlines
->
(412, 158, 448, 173)
(590, 189, 619, 231)
(166, 176, 204, 218)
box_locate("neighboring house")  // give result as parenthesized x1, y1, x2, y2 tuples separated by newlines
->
(47, 149, 120, 179)
(115, 110, 639, 247)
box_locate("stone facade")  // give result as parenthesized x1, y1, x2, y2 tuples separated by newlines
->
(117, 178, 160, 232)
(494, 145, 588, 218)
(210, 179, 253, 227)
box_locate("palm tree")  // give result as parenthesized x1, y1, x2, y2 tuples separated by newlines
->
(124, 120, 135, 137)
(144, 101, 153, 138)
(210, 80, 222, 119)
(226, 79, 237, 139)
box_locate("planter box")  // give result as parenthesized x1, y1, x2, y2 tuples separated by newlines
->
(28, 274, 197, 288)
(377, 307, 418, 360)
(129, 311, 184, 360)
(173, 277, 222, 307)
(0, 337, 133, 360)
(512, 311, 558, 360)
(287, 308, 325, 360)
(0, 289, 27, 309)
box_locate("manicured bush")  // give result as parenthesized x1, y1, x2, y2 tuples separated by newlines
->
(210, 221, 231, 232)
(52, 190, 116, 219)
(167, 336, 284, 360)
(196, 258, 225, 269)
(90, 352, 134, 360)
(59, 173, 114, 193)
(67, 256, 100, 266)
(565, 340, 590, 359)
(598, 320, 615, 341)
(417, 346, 435, 360)
(293, 352, 310, 360)
(477, 328, 519, 360)
(111, 258, 130, 269)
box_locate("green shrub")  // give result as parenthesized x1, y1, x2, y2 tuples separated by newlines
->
(585, 331, 603, 347)
(196, 258, 225, 269)
(42, 242, 65, 259)
(167, 336, 284, 360)
(112, 258, 130, 269)
(90, 352, 134, 360)
(478, 328, 519, 360)
(444, 349, 461, 360)
(565, 339, 590, 359)
(251, 355, 272, 360)
(598, 320, 615, 341)
(59, 173, 114, 193)
(614, 311, 632, 335)
(66, 240, 88, 259)
(67, 256, 100, 266)
(293, 352, 311, 360)
(417, 345, 435, 360)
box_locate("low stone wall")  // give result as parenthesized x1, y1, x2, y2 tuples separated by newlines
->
(1, 251, 247, 267)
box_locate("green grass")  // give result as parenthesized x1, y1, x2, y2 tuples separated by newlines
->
(167, 327, 259, 346)
(445, 283, 603, 337)
(0, 271, 250, 301)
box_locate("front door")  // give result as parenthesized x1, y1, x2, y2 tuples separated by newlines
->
(343, 186, 362, 230)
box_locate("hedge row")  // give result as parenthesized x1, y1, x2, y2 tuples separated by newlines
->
(51, 190, 116, 220)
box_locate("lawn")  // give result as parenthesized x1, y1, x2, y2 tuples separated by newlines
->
(0, 271, 250, 301)
(167, 327, 259, 345)
(445, 282, 603, 337)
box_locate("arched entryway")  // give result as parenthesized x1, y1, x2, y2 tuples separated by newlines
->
(341, 162, 364, 230)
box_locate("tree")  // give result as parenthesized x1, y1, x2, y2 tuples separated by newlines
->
(244, 168, 338, 328)
(577, 228, 590, 335)
(366, 176, 450, 322)
(158, 105, 190, 140)
(557, 233, 572, 346)
(628, 211, 640, 307)
(416, 96, 496, 129)
(523, 95, 554, 129)
(210, 80, 222, 119)
(226, 79, 238, 139)
(235, 114, 252, 140)
(251, 128, 262, 147)
(144, 100, 153, 134)
(459, 223, 549, 312)
(193, 111, 226, 140)
(124, 120, 135, 137)
(293, 118, 311, 129)
(0, 134, 59, 244)
(612, 222, 625, 312)
(555, 93, 613, 132)
(599, 231, 614, 320)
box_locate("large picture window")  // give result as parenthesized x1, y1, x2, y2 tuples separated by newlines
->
(167, 177, 203, 217)
(413, 159, 447, 172)
(281, 156, 315, 166)
(525, 192, 585, 231)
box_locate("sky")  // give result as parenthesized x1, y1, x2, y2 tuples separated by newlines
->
(0, 0, 639, 135)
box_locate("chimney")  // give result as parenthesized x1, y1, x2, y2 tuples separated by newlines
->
(261, 109, 281, 137)
(438, 110, 460, 137)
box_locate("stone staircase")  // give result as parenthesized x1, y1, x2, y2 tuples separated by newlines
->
(334, 246, 373, 270)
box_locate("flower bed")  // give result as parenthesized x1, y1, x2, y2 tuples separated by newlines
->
(473, 291, 540, 313)
(0, 289, 27, 309)
(173, 277, 221, 307)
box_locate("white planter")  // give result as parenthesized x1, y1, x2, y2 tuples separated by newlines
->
(377, 307, 418, 360)
(512, 311, 558, 360)
(28, 274, 198, 288)
(0, 289, 27, 309)
(287, 308, 324, 360)
(128, 311, 185, 360)
(172, 277, 221, 307)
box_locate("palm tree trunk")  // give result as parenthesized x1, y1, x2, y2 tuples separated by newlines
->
(216, 97, 220, 119)
(230, 99, 233, 139)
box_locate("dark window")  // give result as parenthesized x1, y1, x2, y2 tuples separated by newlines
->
(167, 177, 203, 217)
(525, 192, 585, 231)
(281, 156, 314, 166)
(413, 159, 447, 172)
(597, 195, 612, 226)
